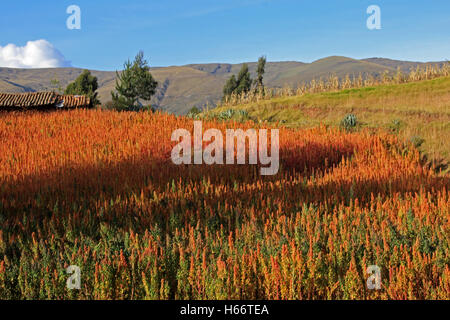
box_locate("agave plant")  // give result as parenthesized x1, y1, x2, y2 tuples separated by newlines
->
(218, 109, 235, 120)
(341, 113, 358, 131)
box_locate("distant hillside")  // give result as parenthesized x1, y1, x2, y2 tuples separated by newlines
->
(0, 56, 445, 114)
(361, 58, 447, 72)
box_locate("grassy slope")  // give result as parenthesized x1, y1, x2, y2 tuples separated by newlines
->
(208, 76, 450, 171)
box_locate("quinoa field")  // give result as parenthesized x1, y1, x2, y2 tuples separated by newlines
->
(0, 109, 448, 299)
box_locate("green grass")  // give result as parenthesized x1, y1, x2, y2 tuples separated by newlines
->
(205, 76, 450, 172)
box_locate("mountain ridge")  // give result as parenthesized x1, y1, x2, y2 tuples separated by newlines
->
(0, 56, 446, 114)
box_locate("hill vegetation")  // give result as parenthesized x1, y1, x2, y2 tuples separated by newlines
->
(204, 66, 450, 173)
(0, 56, 446, 114)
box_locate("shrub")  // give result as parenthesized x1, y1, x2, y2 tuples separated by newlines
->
(389, 119, 403, 134)
(340, 114, 358, 131)
(218, 109, 235, 120)
(102, 100, 117, 110)
(102, 101, 154, 112)
(410, 135, 425, 148)
(237, 110, 249, 118)
(187, 106, 201, 119)
(141, 105, 156, 113)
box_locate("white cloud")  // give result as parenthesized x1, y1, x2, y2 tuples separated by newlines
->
(0, 39, 71, 68)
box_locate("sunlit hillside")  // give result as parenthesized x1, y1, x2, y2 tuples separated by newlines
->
(207, 76, 450, 173)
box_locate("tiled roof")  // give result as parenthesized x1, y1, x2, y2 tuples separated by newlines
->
(60, 95, 91, 108)
(0, 92, 59, 108)
(0, 92, 91, 109)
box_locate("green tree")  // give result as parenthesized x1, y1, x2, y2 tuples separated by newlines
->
(255, 56, 266, 93)
(50, 76, 63, 94)
(187, 106, 201, 119)
(223, 74, 238, 99)
(111, 51, 158, 111)
(64, 70, 100, 106)
(222, 64, 253, 100)
(235, 64, 252, 95)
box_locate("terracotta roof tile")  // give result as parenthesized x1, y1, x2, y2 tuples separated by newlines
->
(0, 92, 91, 109)
(60, 95, 91, 108)
(0, 92, 59, 108)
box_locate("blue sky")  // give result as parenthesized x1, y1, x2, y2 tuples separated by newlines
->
(0, 0, 449, 70)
